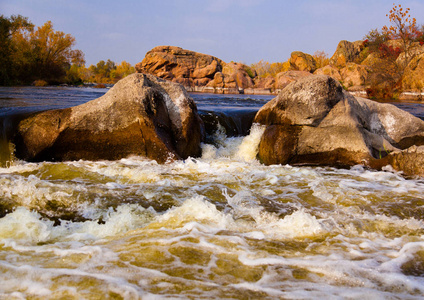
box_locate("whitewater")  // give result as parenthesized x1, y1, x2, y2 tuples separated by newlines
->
(0, 87, 423, 299)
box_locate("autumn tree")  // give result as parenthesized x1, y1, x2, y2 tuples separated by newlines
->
(313, 50, 330, 69)
(0, 16, 85, 85)
(250, 60, 287, 78)
(382, 3, 422, 68)
(113, 61, 135, 81)
(0, 15, 34, 85)
(364, 3, 423, 98)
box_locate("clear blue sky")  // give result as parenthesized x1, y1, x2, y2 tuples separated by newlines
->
(2, 0, 424, 66)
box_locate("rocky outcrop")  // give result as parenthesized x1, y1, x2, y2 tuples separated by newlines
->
(136, 46, 223, 87)
(13, 73, 205, 163)
(289, 51, 317, 73)
(253, 75, 424, 176)
(340, 62, 368, 90)
(206, 62, 254, 91)
(314, 65, 342, 82)
(402, 53, 424, 90)
(275, 70, 313, 90)
(329, 40, 363, 68)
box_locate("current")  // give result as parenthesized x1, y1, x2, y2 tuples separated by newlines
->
(0, 86, 423, 299)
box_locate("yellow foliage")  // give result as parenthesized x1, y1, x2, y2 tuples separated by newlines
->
(313, 51, 330, 69)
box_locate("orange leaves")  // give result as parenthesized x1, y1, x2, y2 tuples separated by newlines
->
(382, 3, 420, 43)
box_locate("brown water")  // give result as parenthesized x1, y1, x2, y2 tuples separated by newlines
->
(0, 87, 423, 299)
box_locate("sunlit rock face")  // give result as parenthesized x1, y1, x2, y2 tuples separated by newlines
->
(136, 46, 224, 87)
(254, 75, 424, 176)
(13, 73, 205, 163)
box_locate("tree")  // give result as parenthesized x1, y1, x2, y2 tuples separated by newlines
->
(1, 16, 85, 85)
(364, 3, 423, 98)
(382, 3, 421, 68)
(27, 21, 85, 83)
(313, 50, 330, 69)
(114, 61, 135, 81)
(0, 15, 33, 85)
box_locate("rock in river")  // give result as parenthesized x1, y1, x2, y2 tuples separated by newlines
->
(12, 73, 205, 163)
(254, 75, 424, 176)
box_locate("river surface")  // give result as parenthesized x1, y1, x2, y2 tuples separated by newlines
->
(0, 86, 424, 299)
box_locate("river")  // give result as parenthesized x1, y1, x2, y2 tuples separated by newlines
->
(0, 86, 423, 299)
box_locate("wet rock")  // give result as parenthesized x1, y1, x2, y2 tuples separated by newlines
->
(254, 75, 424, 176)
(13, 73, 205, 163)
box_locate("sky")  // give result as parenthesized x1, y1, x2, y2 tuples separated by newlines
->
(2, 0, 424, 67)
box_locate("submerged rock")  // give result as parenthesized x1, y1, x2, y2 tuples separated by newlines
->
(254, 75, 424, 176)
(13, 73, 205, 163)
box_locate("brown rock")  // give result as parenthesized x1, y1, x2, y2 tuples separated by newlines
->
(329, 40, 363, 68)
(13, 73, 205, 163)
(402, 53, 424, 90)
(340, 62, 368, 89)
(253, 75, 424, 176)
(254, 76, 275, 90)
(207, 62, 254, 90)
(289, 51, 317, 73)
(387, 146, 424, 177)
(274, 70, 313, 90)
(314, 65, 342, 82)
(136, 46, 223, 85)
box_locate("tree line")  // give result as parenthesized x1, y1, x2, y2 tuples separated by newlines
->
(0, 15, 135, 86)
(2, 5, 424, 97)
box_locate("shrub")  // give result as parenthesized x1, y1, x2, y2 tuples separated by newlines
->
(33, 80, 48, 86)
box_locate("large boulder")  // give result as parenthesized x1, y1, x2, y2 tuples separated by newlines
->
(274, 70, 313, 90)
(314, 65, 342, 82)
(13, 73, 205, 163)
(402, 53, 424, 90)
(206, 62, 254, 91)
(253, 75, 424, 176)
(136, 46, 223, 87)
(289, 51, 317, 73)
(329, 40, 363, 68)
(340, 62, 368, 90)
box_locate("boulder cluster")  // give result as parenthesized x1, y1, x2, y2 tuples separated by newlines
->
(9, 72, 424, 177)
(254, 75, 424, 177)
(137, 42, 424, 96)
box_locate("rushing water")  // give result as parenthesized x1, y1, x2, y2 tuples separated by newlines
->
(0, 87, 424, 299)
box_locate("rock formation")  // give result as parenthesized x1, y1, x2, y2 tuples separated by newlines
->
(253, 75, 424, 176)
(329, 40, 363, 68)
(402, 53, 424, 90)
(340, 63, 368, 89)
(289, 51, 317, 73)
(274, 70, 312, 90)
(206, 62, 254, 91)
(13, 73, 205, 163)
(314, 65, 342, 82)
(135, 46, 223, 87)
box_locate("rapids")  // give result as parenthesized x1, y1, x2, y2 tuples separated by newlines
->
(0, 87, 423, 299)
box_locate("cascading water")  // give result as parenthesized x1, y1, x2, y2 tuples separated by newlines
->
(0, 87, 423, 299)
